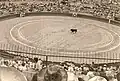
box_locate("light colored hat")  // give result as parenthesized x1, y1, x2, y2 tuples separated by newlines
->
(89, 76, 107, 81)
(87, 71, 95, 79)
(0, 66, 27, 81)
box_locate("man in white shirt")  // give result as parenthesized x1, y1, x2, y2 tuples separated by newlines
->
(36, 59, 43, 71)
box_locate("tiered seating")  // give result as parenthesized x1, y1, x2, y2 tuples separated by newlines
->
(1, 55, 120, 81)
(0, 0, 120, 81)
(0, 0, 119, 20)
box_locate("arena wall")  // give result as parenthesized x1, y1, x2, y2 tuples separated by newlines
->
(0, 12, 120, 64)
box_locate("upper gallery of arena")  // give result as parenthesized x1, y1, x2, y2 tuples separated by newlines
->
(0, 0, 119, 20)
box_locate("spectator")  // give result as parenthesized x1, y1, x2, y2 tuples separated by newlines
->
(36, 58, 43, 71)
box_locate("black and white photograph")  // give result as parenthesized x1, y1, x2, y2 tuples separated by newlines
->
(0, 0, 120, 81)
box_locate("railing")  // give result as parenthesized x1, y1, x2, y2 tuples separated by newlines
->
(0, 44, 120, 64)
(0, 12, 120, 64)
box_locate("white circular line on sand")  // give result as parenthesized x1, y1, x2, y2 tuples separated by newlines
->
(10, 19, 120, 54)
(10, 21, 36, 49)
(85, 24, 114, 48)
(18, 21, 114, 49)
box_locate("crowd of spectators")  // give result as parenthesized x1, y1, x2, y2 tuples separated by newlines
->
(0, 0, 120, 81)
(0, 0, 119, 20)
(0, 56, 43, 72)
(1, 55, 120, 81)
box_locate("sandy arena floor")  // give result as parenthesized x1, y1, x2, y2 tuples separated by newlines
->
(0, 16, 120, 63)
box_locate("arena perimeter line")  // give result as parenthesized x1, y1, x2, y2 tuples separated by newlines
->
(10, 18, 120, 54)
(18, 20, 114, 49)
(17, 21, 119, 52)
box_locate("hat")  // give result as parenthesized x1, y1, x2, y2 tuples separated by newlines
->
(89, 76, 107, 81)
(0, 66, 27, 81)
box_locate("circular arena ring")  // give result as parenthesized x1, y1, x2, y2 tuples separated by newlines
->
(0, 12, 120, 63)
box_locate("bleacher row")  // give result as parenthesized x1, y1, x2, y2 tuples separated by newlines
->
(0, 0, 119, 19)
(1, 50, 120, 81)
(0, 0, 120, 81)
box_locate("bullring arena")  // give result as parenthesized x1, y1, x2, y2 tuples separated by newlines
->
(0, 13, 120, 63)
